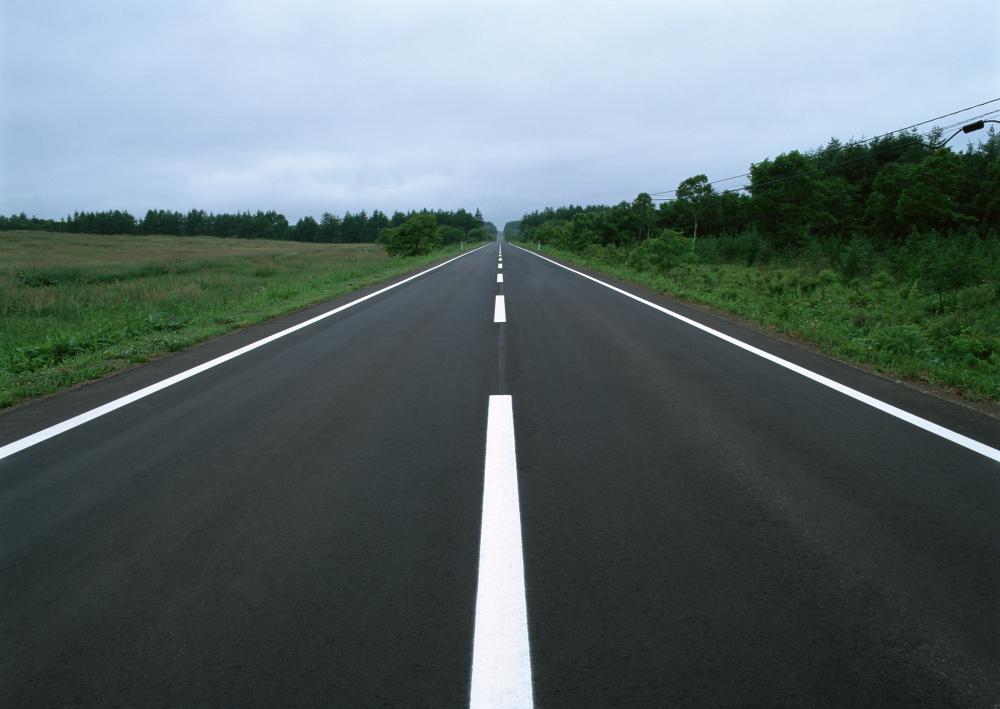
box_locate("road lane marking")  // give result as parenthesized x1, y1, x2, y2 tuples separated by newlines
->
(497, 274, 504, 283)
(498, 263, 503, 270)
(512, 244, 1000, 464)
(470, 395, 533, 709)
(494, 296, 506, 323)
(0, 245, 490, 462)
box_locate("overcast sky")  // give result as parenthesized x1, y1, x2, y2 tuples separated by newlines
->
(2, 0, 998, 227)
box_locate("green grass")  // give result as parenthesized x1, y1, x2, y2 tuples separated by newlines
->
(523, 242, 1000, 404)
(0, 231, 465, 409)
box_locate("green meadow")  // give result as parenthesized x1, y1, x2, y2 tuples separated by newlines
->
(0, 231, 460, 409)
(523, 240, 1000, 405)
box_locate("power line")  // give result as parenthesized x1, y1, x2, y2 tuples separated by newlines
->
(648, 97, 1000, 197)
(936, 109, 1000, 132)
(709, 133, 930, 198)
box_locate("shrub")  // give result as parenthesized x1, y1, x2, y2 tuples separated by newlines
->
(626, 230, 694, 272)
(836, 236, 876, 280)
(385, 213, 441, 256)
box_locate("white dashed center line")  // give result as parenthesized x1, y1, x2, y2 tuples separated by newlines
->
(470, 395, 533, 709)
(494, 296, 506, 323)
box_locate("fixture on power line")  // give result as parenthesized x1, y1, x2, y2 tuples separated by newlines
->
(939, 119, 998, 147)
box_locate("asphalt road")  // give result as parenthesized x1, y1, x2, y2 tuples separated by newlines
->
(2, 238, 998, 707)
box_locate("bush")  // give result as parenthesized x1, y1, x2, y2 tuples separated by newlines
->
(703, 230, 768, 265)
(626, 230, 694, 272)
(385, 213, 441, 256)
(836, 236, 876, 280)
(466, 226, 491, 243)
(912, 232, 979, 311)
(436, 225, 464, 245)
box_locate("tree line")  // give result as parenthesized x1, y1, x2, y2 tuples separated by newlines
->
(0, 207, 496, 245)
(513, 127, 999, 253)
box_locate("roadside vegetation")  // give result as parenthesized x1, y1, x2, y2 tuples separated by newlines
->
(510, 127, 1000, 404)
(0, 231, 469, 409)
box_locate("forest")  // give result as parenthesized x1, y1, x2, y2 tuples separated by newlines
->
(513, 127, 997, 250)
(508, 126, 1000, 402)
(511, 126, 999, 297)
(0, 206, 496, 246)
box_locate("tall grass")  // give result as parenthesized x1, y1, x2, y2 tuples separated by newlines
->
(526, 238, 1000, 404)
(0, 231, 460, 408)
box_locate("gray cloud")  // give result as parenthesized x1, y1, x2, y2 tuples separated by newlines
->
(2, 0, 998, 227)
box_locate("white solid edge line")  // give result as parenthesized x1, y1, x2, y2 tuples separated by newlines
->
(470, 395, 533, 709)
(494, 295, 507, 323)
(511, 243, 1000, 464)
(0, 244, 491, 462)
(497, 274, 504, 283)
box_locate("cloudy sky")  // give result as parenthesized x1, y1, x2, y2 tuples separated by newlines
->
(2, 0, 998, 227)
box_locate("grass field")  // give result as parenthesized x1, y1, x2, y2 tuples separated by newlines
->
(0, 231, 463, 409)
(522, 243, 1000, 406)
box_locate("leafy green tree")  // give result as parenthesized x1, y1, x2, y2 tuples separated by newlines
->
(341, 211, 366, 242)
(294, 216, 319, 242)
(958, 127, 1000, 233)
(674, 176, 712, 246)
(248, 210, 289, 240)
(368, 210, 390, 241)
(912, 231, 978, 312)
(437, 224, 465, 244)
(864, 162, 912, 241)
(386, 212, 440, 256)
(750, 151, 833, 247)
(185, 209, 208, 236)
(632, 192, 655, 241)
(896, 151, 974, 234)
(466, 226, 490, 242)
(318, 212, 341, 242)
(626, 230, 693, 272)
(563, 213, 595, 250)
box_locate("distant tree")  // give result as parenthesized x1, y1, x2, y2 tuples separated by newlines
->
(632, 192, 655, 242)
(318, 212, 341, 242)
(674, 176, 713, 247)
(864, 162, 911, 241)
(140, 209, 183, 235)
(368, 209, 390, 241)
(749, 151, 833, 247)
(895, 151, 974, 234)
(959, 127, 1000, 233)
(437, 224, 465, 245)
(248, 210, 289, 240)
(294, 215, 319, 242)
(185, 209, 208, 236)
(341, 210, 367, 242)
(386, 212, 440, 256)
(466, 226, 490, 243)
